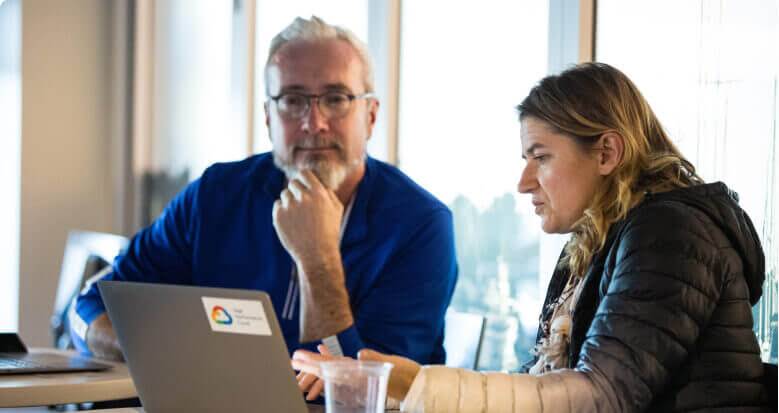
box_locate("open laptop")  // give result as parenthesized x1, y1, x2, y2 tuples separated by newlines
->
(98, 280, 308, 413)
(0, 333, 111, 374)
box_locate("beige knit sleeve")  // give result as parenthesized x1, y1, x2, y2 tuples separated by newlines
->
(400, 366, 607, 413)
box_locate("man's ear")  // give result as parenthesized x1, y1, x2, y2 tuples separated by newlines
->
(365, 99, 380, 141)
(264, 101, 273, 143)
(597, 131, 624, 176)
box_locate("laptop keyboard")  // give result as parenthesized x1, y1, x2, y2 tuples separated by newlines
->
(0, 357, 44, 370)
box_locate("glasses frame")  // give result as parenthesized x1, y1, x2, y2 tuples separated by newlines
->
(267, 91, 375, 120)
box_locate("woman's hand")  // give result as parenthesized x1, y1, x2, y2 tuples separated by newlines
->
(358, 349, 422, 401)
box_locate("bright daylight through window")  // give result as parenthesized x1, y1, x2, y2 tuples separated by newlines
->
(398, 1, 550, 371)
(598, 0, 779, 362)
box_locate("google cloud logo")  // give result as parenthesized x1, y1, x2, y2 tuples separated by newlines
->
(211, 305, 233, 325)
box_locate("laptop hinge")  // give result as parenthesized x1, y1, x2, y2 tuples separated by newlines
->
(0, 333, 28, 353)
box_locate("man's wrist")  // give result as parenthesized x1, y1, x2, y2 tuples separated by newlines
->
(297, 255, 354, 342)
(298, 278, 354, 341)
(86, 313, 123, 360)
(296, 246, 342, 277)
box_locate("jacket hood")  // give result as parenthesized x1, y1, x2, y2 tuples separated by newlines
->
(650, 182, 766, 305)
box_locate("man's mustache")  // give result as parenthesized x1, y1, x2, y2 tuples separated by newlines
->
(294, 136, 343, 151)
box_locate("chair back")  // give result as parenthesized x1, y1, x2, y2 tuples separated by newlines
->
(50, 230, 128, 348)
(444, 310, 486, 369)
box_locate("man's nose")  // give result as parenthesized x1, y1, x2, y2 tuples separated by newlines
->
(301, 100, 329, 133)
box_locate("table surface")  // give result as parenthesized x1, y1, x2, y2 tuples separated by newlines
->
(75, 407, 402, 413)
(0, 348, 136, 408)
(75, 408, 328, 413)
(0, 350, 400, 411)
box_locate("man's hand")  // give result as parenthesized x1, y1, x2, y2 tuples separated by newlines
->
(272, 169, 343, 267)
(291, 344, 346, 400)
(272, 169, 354, 342)
(86, 313, 124, 361)
(292, 346, 423, 403)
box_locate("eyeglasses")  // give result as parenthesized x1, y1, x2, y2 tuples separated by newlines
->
(268, 91, 374, 120)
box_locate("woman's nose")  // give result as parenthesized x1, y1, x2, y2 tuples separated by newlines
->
(517, 163, 536, 194)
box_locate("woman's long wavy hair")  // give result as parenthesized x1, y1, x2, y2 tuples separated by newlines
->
(517, 62, 704, 277)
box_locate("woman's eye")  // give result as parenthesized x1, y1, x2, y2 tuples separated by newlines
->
(534, 154, 550, 162)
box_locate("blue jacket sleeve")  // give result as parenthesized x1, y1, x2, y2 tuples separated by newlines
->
(70, 178, 201, 353)
(342, 208, 458, 363)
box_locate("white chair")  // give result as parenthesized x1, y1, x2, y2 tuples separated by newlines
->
(444, 310, 486, 370)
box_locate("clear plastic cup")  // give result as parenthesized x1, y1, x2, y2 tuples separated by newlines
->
(320, 360, 393, 413)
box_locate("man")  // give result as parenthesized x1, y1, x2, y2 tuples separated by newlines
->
(71, 16, 457, 370)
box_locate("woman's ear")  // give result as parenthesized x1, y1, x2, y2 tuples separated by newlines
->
(597, 131, 624, 176)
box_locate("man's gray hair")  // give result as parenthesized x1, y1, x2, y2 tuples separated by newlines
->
(265, 16, 375, 95)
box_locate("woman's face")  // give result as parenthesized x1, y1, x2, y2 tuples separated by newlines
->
(518, 117, 604, 234)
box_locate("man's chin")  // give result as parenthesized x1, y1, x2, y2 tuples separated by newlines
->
(307, 162, 347, 190)
(274, 150, 365, 191)
(279, 160, 346, 191)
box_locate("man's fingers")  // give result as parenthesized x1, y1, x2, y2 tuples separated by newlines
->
(326, 189, 342, 207)
(306, 379, 325, 401)
(298, 372, 318, 392)
(290, 358, 315, 371)
(287, 179, 306, 200)
(298, 169, 323, 191)
(317, 344, 333, 357)
(293, 349, 321, 362)
(291, 359, 320, 376)
(357, 349, 381, 361)
(280, 188, 292, 207)
(293, 171, 314, 190)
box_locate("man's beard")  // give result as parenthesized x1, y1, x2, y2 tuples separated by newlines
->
(273, 136, 365, 190)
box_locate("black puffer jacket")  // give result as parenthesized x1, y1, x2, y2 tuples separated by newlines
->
(399, 182, 769, 412)
(527, 182, 769, 411)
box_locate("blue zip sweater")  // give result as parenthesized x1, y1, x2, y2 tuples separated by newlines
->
(72, 153, 458, 364)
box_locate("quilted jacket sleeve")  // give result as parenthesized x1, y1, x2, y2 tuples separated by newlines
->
(401, 201, 728, 412)
(401, 367, 604, 412)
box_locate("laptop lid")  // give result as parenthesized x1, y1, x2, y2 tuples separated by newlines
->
(0, 333, 111, 375)
(98, 281, 307, 413)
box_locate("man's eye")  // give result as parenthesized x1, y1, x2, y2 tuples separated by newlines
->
(323, 94, 349, 107)
(282, 95, 306, 107)
(534, 155, 550, 162)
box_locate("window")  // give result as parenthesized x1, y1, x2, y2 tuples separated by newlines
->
(0, 0, 21, 332)
(137, 0, 253, 225)
(597, 0, 779, 362)
(398, 1, 550, 371)
(153, 0, 248, 179)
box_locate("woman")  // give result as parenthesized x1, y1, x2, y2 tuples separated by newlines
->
(293, 62, 769, 412)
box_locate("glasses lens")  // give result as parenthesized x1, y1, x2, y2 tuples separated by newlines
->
(278, 94, 308, 118)
(318, 92, 351, 118)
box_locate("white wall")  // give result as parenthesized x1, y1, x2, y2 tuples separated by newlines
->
(19, 0, 117, 346)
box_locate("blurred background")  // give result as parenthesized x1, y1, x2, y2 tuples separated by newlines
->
(0, 0, 776, 371)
